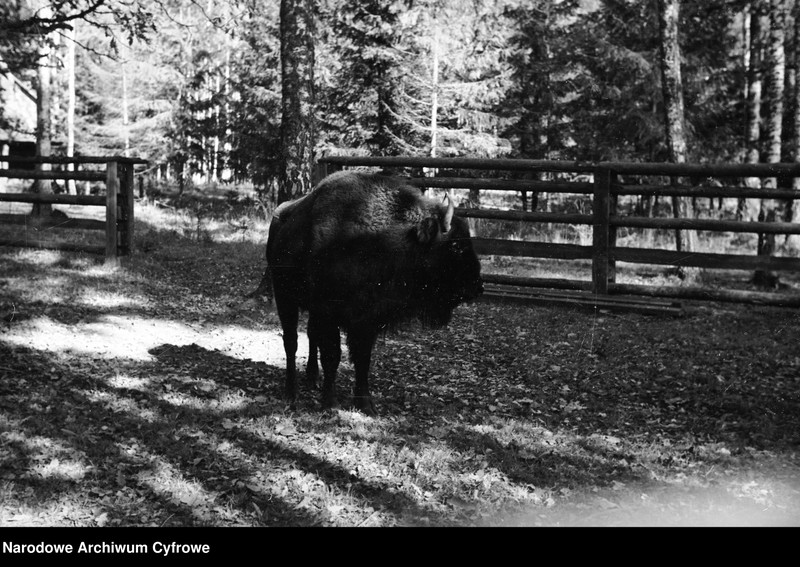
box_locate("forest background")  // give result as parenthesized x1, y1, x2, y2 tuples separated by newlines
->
(3, 0, 800, 213)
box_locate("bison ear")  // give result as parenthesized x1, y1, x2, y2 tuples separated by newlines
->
(415, 193, 455, 244)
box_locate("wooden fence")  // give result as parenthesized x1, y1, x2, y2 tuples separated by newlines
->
(0, 156, 146, 262)
(317, 156, 800, 307)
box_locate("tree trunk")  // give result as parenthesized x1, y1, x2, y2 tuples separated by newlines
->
(66, 26, 76, 195)
(741, 1, 767, 220)
(375, 77, 398, 156)
(223, 47, 231, 181)
(755, 0, 789, 287)
(33, 35, 53, 217)
(278, 0, 316, 204)
(122, 63, 130, 158)
(788, 0, 800, 250)
(213, 73, 220, 182)
(430, 22, 439, 161)
(656, 0, 697, 261)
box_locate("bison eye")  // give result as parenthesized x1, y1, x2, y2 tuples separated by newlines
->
(450, 239, 469, 253)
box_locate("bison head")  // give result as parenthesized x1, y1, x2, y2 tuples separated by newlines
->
(412, 195, 483, 328)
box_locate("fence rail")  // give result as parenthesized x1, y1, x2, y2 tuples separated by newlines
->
(0, 156, 146, 262)
(0, 192, 106, 206)
(0, 169, 106, 182)
(318, 155, 800, 307)
(406, 177, 595, 194)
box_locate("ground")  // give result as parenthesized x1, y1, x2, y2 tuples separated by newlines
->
(1, 233, 800, 527)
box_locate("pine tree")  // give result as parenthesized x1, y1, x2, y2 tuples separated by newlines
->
(278, 0, 316, 204)
(754, 0, 790, 286)
(790, 0, 800, 249)
(32, 1, 54, 216)
(657, 0, 697, 256)
(742, 1, 768, 220)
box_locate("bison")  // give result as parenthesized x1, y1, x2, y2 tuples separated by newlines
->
(262, 170, 483, 414)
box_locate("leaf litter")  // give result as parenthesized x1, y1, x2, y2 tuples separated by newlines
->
(1, 245, 800, 526)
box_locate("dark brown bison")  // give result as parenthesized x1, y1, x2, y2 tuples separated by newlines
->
(262, 171, 483, 414)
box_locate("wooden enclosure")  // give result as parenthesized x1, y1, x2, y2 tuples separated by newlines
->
(317, 156, 800, 307)
(0, 156, 146, 263)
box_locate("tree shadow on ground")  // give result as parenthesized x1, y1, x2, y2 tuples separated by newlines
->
(2, 337, 701, 526)
(4, 238, 800, 525)
(0, 210, 272, 321)
(0, 341, 318, 526)
(4, 339, 535, 525)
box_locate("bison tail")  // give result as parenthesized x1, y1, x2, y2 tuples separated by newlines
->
(246, 268, 275, 303)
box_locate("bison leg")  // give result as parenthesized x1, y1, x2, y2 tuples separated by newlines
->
(347, 329, 378, 416)
(305, 315, 320, 389)
(316, 317, 342, 410)
(275, 296, 300, 407)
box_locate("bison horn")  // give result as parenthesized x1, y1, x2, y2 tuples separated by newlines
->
(442, 192, 454, 233)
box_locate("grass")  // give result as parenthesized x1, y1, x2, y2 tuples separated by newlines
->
(1, 185, 800, 527)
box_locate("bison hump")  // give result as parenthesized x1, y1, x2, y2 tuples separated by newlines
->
(310, 172, 442, 249)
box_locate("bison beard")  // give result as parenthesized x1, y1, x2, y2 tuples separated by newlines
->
(265, 171, 483, 415)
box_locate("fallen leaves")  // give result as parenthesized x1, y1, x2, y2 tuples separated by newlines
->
(3, 242, 800, 527)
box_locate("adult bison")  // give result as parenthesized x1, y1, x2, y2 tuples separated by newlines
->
(263, 171, 483, 415)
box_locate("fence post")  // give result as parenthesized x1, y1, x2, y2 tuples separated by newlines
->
(609, 178, 618, 285)
(0, 143, 8, 192)
(313, 162, 328, 186)
(314, 160, 342, 185)
(105, 161, 119, 264)
(118, 161, 134, 256)
(592, 166, 612, 295)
